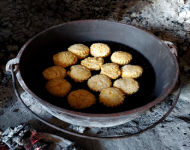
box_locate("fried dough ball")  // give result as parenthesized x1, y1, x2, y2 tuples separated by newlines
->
(111, 51, 132, 65)
(81, 57, 104, 70)
(67, 89, 96, 109)
(42, 66, 67, 80)
(68, 44, 90, 59)
(121, 65, 143, 79)
(90, 43, 111, 58)
(113, 78, 139, 95)
(67, 65, 91, 82)
(53, 51, 78, 67)
(87, 75, 112, 92)
(100, 63, 121, 79)
(99, 87, 125, 107)
(46, 78, 71, 97)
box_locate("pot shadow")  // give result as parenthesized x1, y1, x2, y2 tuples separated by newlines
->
(25, 118, 97, 150)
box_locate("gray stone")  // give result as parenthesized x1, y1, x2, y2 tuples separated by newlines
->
(123, 17, 131, 23)
(131, 19, 137, 26)
(47, 0, 54, 4)
(0, 28, 12, 38)
(180, 49, 190, 71)
(8, 54, 16, 60)
(34, 21, 43, 26)
(1, 17, 10, 22)
(130, 12, 137, 18)
(178, 11, 186, 23)
(183, 19, 190, 31)
(0, 0, 9, 8)
(0, 52, 6, 60)
(31, 15, 39, 21)
(6, 45, 18, 52)
(186, 10, 190, 19)
(179, 44, 188, 51)
(25, 21, 31, 28)
(44, 11, 54, 17)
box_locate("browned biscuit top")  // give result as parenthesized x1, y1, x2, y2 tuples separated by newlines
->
(42, 66, 67, 80)
(90, 43, 111, 58)
(67, 65, 91, 82)
(121, 65, 143, 79)
(67, 89, 96, 109)
(87, 74, 112, 92)
(81, 57, 104, 70)
(46, 78, 71, 97)
(100, 63, 121, 79)
(53, 51, 78, 67)
(113, 78, 139, 95)
(111, 51, 132, 65)
(68, 44, 90, 59)
(99, 87, 125, 107)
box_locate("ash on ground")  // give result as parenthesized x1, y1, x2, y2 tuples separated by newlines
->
(0, 123, 83, 150)
(0, 123, 34, 150)
(17, 91, 179, 138)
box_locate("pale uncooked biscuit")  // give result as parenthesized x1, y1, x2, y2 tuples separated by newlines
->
(113, 78, 139, 95)
(90, 43, 111, 57)
(42, 66, 67, 80)
(67, 89, 96, 109)
(81, 57, 104, 70)
(100, 63, 121, 79)
(121, 65, 143, 79)
(53, 51, 78, 67)
(67, 65, 91, 82)
(68, 44, 90, 59)
(87, 75, 112, 92)
(46, 78, 71, 97)
(99, 87, 125, 107)
(111, 51, 132, 65)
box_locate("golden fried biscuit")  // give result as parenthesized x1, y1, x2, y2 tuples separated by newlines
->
(67, 89, 96, 109)
(42, 66, 67, 80)
(90, 43, 111, 57)
(111, 51, 132, 65)
(67, 65, 91, 82)
(68, 44, 90, 59)
(100, 63, 121, 79)
(113, 78, 139, 95)
(53, 51, 78, 67)
(121, 65, 143, 79)
(99, 87, 125, 107)
(81, 57, 104, 70)
(46, 78, 71, 97)
(87, 75, 112, 92)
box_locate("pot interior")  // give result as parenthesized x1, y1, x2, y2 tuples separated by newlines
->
(19, 20, 177, 114)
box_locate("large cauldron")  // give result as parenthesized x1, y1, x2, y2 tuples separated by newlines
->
(6, 20, 179, 127)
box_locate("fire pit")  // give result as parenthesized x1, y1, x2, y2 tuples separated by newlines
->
(0, 124, 83, 150)
(6, 20, 180, 129)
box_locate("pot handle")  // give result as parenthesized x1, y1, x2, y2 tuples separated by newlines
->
(10, 64, 181, 140)
(6, 58, 20, 73)
(162, 40, 178, 58)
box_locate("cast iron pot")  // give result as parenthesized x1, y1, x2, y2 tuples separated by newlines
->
(6, 20, 179, 128)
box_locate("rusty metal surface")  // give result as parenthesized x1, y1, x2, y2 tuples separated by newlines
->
(6, 20, 179, 127)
